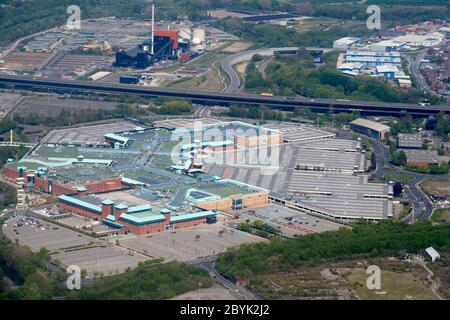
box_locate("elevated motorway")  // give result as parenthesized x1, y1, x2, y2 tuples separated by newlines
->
(0, 74, 448, 116)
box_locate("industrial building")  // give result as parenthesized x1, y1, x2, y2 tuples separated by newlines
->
(344, 51, 401, 67)
(333, 37, 362, 50)
(119, 75, 140, 85)
(397, 133, 423, 149)
(336, 50, 410, 80)
(390, 32, 445, 48)
(350, 118, 391, 140)
(114, 30, 189, 69)
(425, 246, 440, 262)
(403, 150, 439, 167)
(113, 5, 190, 69)
(369, 31, 445, 51)
(369, 40, 408, 52)
(337, 62, 363, 76)
(375, 65, 399, 78)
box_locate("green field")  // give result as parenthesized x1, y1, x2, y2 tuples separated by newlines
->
(162, 52, 229, 91)
(293, 16, 366, 35)
(431, 209, 450, 224)
(398, 202, 412, 221)
(188, 52, 229, 69)
(255, 267, 344, 299)
(384, 173, 415, 182)
(345, 268, 436, 300)
(199, 184, 253, 197)
(166, 76, 205, 89)
(34, 145, 80, 158)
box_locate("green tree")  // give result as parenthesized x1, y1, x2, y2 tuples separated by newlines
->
(391, 150, 407, 166)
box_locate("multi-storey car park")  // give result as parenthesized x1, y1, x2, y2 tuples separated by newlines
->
(2, 117, 393, 239)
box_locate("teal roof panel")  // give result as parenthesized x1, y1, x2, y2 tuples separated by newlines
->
(58, 195, 102, 213)
(170, 211, 216, 223)
(128, 204, 152, 213)
(119, 213, 165, 225)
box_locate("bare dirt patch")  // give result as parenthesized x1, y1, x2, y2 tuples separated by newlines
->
(251, 258, 442, 300)
(16, 96, 117, 117)
(235, 61, 249, 79)
(222, 42, 253, 53)
(422, 180, 450, 197)
(207, 10, 253, 19)
(255, 266, 353, 300)
(344, 268, 436, 300)
(170, 285, 239, 300)
(2, 52, 50, 69)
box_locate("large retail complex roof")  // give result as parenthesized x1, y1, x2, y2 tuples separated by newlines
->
(10, 118, 391, 221)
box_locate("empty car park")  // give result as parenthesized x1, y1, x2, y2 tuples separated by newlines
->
(121, 224, 263, 262)
(3, 215, 92, 252)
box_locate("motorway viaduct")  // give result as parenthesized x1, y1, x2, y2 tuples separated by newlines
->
(0, 74, 449, 117)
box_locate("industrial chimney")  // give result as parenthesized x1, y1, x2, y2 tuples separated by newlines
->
(151, 2, 155, 55)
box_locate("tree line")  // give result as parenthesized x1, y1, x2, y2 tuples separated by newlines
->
(12, 103, 148, 127)
(245, 55, 429, 104)
(216, 17, 371, 49)
(216, 220, 450, 279)
(203, 1, 448, 26)
(2, 0, 448, 48)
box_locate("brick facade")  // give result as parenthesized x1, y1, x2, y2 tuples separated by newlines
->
(120, 221, 166, 235)
(173, 218, 206, 229)
(3, 167, 19, 180)
(197, 192, 269, 211)
(84, 177, 126, 194)
(58, 202, 100, 220)
(59, 199, 214, 235)
(5, 167, 220, 236)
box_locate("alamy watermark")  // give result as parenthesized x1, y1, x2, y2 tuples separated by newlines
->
(169, 120, 281, 176)
(66, 265, 81, 290)
(66, 5, 81, 30)
(366, 265, 381, 290)
(366, 5, 381, 30)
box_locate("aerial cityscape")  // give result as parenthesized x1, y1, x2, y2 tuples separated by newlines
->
(0, 0, 449, 306)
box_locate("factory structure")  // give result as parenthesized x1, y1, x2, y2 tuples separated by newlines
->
(114, 4, 204, 69)
(369, 32, 445, 52)
(333, 20, 448, 88)
(336, 50, 412, 86)
(333, 37, 362, 50)
(350, 118, 391, 141)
